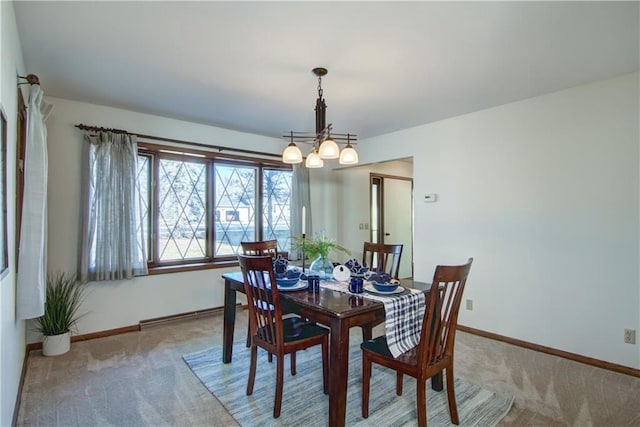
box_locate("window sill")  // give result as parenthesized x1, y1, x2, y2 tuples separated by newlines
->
(147, 259, 239, 275)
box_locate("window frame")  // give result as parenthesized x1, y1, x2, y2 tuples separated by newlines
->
(138, 141, 292, 274)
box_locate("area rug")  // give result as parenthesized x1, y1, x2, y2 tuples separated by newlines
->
(183, 341, 513, 426)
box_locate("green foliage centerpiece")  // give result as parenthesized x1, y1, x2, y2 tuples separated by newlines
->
(293, 233, 350, 278)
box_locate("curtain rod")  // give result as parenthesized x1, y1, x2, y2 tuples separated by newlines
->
(75, 124, 282, 159)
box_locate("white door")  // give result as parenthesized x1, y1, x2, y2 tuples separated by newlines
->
(383, 178, 413, 279)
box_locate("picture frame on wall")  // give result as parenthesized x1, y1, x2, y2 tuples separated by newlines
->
(0, 106, 8, 275)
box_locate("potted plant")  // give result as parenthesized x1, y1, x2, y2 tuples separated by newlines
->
(35, 272, 88, 356)
(293, 233, 350, 277)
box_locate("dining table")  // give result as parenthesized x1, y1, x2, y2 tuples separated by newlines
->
(222, 271, 441, 427)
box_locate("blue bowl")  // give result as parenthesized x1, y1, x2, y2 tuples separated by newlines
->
(372, 281, 399, 292)
(276, 277, 299, 288)
(285, 269, 302, 279)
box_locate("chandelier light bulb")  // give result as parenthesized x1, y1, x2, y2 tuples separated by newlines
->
(282, 143, 303, 164)
(339, 144, 359, 165)
(318, 137, 340, 159)
(305, 149, 324, 168)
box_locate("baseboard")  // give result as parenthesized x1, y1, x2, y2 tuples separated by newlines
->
(12, 345, 30, 427)
(24, 305, 234, 351)
(139, 306, 229, 329)
(26, 324, 141, 352)
(458, 324, 640, 378)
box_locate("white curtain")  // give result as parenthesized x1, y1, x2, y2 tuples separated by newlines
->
(290, 164, 311, 260)
(17, 85, 52, 320)
(79, 131, 148, 281)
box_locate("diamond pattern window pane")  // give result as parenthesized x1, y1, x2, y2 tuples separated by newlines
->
(157, 158, 207, 261)
(137, 145, 293, 266)
(214, 164, 256, 256)
(262, 169, 292, 253)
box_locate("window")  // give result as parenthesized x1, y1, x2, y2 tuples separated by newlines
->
(262, 168, 293, 245)
(138, 143, 292, 271)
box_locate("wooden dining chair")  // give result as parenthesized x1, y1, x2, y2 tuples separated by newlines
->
(238, 254, 329, 418)
(362, 242, 403, 279)
(240, 240, 290, 362)
(241, 239, 290, 260)
(360, 242, 404, 341)
(360, 258, 473, 427)
(241, 239, 279, 256)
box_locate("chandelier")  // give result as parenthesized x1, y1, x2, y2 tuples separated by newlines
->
(282, 67, 358, 168)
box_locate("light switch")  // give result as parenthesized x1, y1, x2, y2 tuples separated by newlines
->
(424, 193, 437, 203)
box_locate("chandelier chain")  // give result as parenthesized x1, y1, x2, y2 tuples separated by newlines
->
(317, 76, 323, 99)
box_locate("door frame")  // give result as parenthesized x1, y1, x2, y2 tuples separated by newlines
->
(369, 172, 413, 277)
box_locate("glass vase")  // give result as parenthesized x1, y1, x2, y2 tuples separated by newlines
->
(309, 255, 334, 279)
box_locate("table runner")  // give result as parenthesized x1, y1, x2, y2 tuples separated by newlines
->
(321, 281, 426, 357)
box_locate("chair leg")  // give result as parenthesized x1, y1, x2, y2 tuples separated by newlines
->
(446, 367, 459, 424)
(246, 326, 251, 347)
(274, 354, 284, 418)
(396, 372, 403, 395)
(416, 378, 427, 427)
(246, 346, 257, 395)
(361, 352, 371, 418)
(268, 352, 273, 363)
(321, 336, 329, 395)
(291, 351, 297, 376)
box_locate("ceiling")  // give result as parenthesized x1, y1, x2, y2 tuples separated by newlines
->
(14, 1, 639, 141)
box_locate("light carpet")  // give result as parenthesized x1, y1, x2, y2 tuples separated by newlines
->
(183, 341, 513, 426)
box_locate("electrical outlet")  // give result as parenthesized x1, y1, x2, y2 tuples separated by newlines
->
(466, 299, 473, 311)
(624, 329, 636, 344)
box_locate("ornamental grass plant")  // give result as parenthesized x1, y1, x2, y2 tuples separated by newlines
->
(35, 272, 88, 337)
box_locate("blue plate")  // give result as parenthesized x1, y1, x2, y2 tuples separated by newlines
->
(276, 277, 299, 288)
(372, 281, 399, 292)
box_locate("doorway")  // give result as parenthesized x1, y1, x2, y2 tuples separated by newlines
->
(371, 173, 413, 279)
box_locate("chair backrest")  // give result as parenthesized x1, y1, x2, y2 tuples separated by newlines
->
(418, 258, 473, 370)
(238, 254, 284, 351)
(362, 242, 403, 279)
(241, 240, 279, 257)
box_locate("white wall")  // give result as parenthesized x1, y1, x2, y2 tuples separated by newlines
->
(35, 97, 283, 342)
(0, 2, 27, 425)
(351, 73, 639, 369)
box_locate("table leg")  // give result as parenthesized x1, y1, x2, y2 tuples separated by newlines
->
(328, 318, 350, 427)
(222, 278, 237, 364)
(431, 373, 443, 391)
(361, 324, 373, 341)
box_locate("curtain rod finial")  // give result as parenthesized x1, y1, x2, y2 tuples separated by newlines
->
(18, 74, 40, 85)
